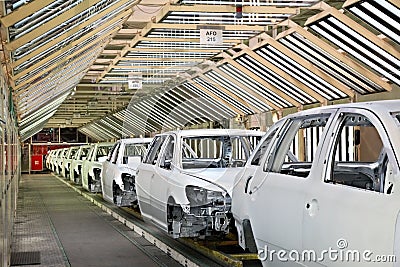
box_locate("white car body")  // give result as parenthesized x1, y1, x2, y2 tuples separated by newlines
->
(69, 145, 91, 184)
(101, 138, 152, 206)
(61, 146, 79, 178)
(55, 148, 68, 175)
(232, 100, 400, 266)
(50, 149, 62, 172)
(81, 142, 113, 192)
(136, 129, 264, 238)
(46, 150, 56, 170)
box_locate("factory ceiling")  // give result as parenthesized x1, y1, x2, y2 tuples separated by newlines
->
(0, 0, 398, 141)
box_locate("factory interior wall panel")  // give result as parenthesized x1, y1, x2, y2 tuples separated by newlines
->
(0, 65, 21, 267)
(358, 85, 400, 102)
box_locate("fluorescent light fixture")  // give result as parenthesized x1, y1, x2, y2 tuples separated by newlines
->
(162, 12, 290, 25)
(115, 111, 148, 133)
(173, 87, 225, 120)
(256, 45, 347, 100)
(343, 0, 400, 45)
(152, 94, 192, 123)
(236, 55, 316, 104)
(120, 109, 156, 132)
(135, 100, 178, 128)
(306, 13, 400, 86)
(193, 76, 254, 114)
(180, 83, 236, 117)
(205, 70, 272, 111)
(162, 91, 209, 123)
(278, 31, 385, 94)
(218, 63, 293, 108)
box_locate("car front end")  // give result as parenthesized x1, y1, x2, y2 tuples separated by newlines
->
(113, 171, 137, 207)
(175, 185, 231, 238)
(167, 168, 237, 238)
(88, 162, 103, 193)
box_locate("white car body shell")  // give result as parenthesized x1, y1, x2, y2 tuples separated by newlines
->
(69, 145, 91, 183)
(135, 129, 264, 237)
(61, 146, 79, 178)
(55, 148, 68, 174)
(50, 149, 62, 172)
(232, 100, 400, 267)
(46, 150, 56, 170)
(101, 138, 152, 206)
(81, 142, 113, 192)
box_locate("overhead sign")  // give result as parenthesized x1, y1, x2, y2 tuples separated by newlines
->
(127, 72, 142, 90)
(200, 29, 223, 45)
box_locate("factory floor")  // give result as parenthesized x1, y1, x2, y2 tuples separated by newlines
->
(10, 174, 180, 267)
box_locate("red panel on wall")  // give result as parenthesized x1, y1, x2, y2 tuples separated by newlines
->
(31, 155, 43, 171)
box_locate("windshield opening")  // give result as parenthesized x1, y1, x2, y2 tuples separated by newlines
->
(181, 135, 252, 169)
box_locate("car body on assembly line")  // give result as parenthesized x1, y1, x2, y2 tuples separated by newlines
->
(49, 149, 61, 172)
(70, 145, 91, 184)
(55, 148, 69, 175)
(61, 146, 79, 179)
(101, 138, 152, 206)
(81, 142, 113, 192)
(135, 129, 264, 238)
(232, 100, 400, 266)
(46, 150, 56, 170)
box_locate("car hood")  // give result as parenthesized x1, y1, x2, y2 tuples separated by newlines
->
(181, 168, 243, 194)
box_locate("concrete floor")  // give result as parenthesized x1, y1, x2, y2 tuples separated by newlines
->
(11, 174, 181, 267)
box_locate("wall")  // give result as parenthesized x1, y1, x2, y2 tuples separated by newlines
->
(0, 68, 20, 267)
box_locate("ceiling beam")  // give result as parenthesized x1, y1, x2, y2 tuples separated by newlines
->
(167, 4, 299, 14)
(141, 22, 267, 31)
(111, 65, 193, 70)
(1, 0, 55, 27)
(78, 83, 129, 87)
(72, 89, 135, 94)
(61, 100, 132, 104)
(134, 37, 242, 43)
(98, 72, 177, 77)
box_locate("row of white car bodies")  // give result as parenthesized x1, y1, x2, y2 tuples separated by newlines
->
(46, 130, 265, 239)
(46, 142, 115, 192)
(48, 100, 400, 266)
(46, 141, 149, 194)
